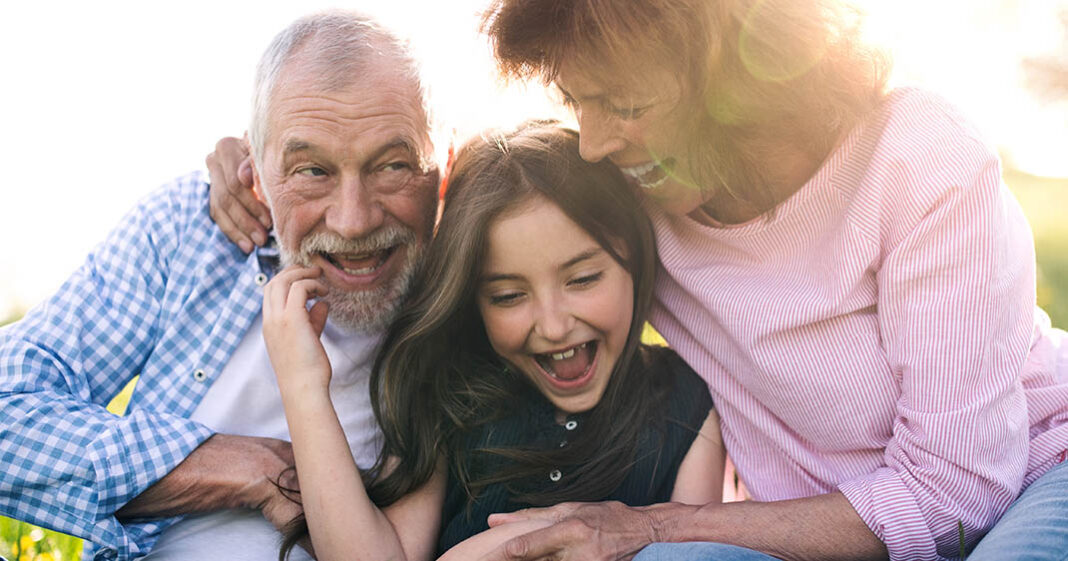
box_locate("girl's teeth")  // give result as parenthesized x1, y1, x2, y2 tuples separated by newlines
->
(552, 349, 575, 361)
(549, 342, 589, 361)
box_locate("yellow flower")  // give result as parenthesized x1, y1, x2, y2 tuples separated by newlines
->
(40, 552, 57, 561)
(19, 535, 35, 551)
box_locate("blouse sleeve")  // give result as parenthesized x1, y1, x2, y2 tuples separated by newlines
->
(837, 95, 1035, 560)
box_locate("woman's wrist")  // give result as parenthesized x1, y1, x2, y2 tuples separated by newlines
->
(643, 501, 703, 544)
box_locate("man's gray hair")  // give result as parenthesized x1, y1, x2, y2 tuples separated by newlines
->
(248, 10, 432, 164)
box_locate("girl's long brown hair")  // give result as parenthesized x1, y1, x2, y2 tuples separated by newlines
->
(368, 121, 662, 506)
(281, 122, 662, 559)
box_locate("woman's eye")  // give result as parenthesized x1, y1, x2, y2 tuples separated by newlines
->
(298, 167, 327, 177)
(569, 272, 603, 287)
(609, 104, 649, 120)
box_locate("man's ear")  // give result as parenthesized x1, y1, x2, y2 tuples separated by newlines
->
(249, 159, 266, 203)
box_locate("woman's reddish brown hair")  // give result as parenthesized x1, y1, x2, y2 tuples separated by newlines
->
(482, 0, 891, 208)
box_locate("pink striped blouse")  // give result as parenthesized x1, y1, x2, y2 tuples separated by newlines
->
(648, 88, 1068, 560)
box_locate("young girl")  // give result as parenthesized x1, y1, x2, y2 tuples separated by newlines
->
(261, 122, 724, 561)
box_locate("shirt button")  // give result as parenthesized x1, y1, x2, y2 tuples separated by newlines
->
(549, 469, 562, 482)
(254, 273, 268, 286)
(559, 440, 568, 448)
(193, 369, 207, 382)
(564, 420, 578, 431)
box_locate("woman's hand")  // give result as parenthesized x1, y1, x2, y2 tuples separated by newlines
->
(262, 265, 332, 398)
(206, 135, 272, 253)
(477, 501, 659, 561)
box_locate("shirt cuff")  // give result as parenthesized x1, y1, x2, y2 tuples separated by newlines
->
(838, 467, 939, 561)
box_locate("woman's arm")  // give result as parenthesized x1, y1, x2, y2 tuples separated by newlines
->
(205, 135, 272, 253)
(476, 492, 886, 561)
(669, 410, 725, 505)
(263, 265, 444, 561)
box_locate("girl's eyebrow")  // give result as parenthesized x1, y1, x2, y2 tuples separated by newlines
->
(560, 247, 603, 270)
(480, 247, 605, 284)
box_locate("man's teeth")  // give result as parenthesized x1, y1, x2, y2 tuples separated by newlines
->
(325, 249, 389, 275)
(342, 264, 378, 275)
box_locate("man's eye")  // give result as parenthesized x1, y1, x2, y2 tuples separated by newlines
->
(298, 167, 327, 177)
(381, 161, 411, 172)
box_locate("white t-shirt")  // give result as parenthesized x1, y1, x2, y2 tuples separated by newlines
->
(142, 314, 381, 560)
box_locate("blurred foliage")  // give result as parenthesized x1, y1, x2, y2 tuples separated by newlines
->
(0, 519, 81, 561)
(1006, 168, 1068, 328)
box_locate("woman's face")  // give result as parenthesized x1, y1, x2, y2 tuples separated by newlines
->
(555, 62, 709, 217)
(477, 196, 634, 415)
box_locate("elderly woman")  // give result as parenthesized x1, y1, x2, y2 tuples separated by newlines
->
(207, 1, 1068, 560)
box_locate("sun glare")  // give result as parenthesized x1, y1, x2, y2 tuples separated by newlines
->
(0, 0, 1065, 318)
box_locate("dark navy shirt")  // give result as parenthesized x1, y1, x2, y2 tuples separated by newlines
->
(437, 346, 713, 554)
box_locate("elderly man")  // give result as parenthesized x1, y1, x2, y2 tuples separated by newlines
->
(0, 11, 438, 561)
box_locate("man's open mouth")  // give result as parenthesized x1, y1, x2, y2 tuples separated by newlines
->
(533, 341, 598, 381)
(319, 246, 398, 276)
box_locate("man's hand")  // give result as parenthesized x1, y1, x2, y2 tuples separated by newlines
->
(206, 135, 271, 253)
(478, 501, 659, 561)
(116, 433, 302, 531)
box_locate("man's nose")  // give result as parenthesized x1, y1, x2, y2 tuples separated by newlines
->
(577, 109, 627, 163)
(533, 295, 575, 343)
(325, 175, 384, 239)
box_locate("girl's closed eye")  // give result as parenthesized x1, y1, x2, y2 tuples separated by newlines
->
(568, 272, 604, 288)
(487, 290, 525, 306)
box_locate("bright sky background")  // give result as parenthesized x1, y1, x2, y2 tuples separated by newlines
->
(1, 0, 1067, 319)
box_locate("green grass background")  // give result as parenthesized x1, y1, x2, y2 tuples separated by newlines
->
(1, 169, 1065, 559)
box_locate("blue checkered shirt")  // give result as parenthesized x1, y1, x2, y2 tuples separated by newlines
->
(0, 171, 277, 560)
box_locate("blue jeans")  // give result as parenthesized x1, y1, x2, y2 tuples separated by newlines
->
(634, 543, 778, 560)
(968, 457, 1068, 560)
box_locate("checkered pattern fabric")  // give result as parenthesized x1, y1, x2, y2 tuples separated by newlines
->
(0, 171, 272, 561)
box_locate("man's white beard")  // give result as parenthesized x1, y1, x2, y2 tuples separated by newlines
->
(279, 225, 423, 333)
